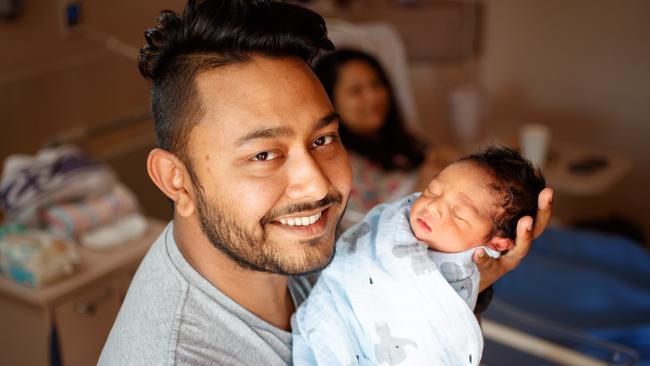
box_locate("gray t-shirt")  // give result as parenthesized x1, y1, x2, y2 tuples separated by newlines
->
(98, 222, 313, 366)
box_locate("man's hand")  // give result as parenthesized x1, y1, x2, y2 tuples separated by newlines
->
(474, 187, 554, 292)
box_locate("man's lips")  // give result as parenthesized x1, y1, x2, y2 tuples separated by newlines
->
(269, 207, 333, 237)
(272, 206, 329, 227)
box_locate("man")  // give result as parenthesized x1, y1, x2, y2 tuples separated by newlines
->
(99, 1, 553, 365)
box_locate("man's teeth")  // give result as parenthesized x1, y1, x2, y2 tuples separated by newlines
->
(278, 212, 322, 226)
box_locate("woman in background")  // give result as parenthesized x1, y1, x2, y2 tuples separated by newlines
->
(314, 49, 455, 223)
(314, 49, 650, 363)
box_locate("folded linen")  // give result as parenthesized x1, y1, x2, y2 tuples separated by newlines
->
(0, 227, 79, 288)
(0, 145, 116, 225)
(40, 183, 138, 237)
(80, 213, 148, 250)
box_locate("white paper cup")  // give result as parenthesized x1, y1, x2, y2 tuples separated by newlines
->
(449, 86, 484, 145)
(520, 124, 551, 168)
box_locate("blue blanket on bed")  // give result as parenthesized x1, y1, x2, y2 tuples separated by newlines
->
(493, 228, 650, 364)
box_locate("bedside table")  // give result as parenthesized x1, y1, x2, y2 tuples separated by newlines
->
(0, 219, 166, 366)
(542, 142, 632, 196)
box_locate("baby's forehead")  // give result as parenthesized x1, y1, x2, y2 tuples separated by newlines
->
(432, 161, 494, 189)
(430, 163, 504, 213)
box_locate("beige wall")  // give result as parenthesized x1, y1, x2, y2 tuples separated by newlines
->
(0, 0, 186, 220)
(2, 0, 649, 240)
(478, 0, 650, 240)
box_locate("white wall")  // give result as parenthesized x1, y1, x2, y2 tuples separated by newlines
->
(479, 0, 650, 239)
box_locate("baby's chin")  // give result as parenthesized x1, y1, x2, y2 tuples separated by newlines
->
(414, 232, 442, 251)
(416, 233, 472, 253)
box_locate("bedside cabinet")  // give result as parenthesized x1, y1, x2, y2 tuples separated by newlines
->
(0, 219, 165, 366)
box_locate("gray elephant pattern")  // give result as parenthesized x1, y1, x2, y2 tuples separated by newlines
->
(342, 222, 371, 254)
(391, 243, 435, 275)
(439, 261, 473, 302)
(374, 322, 418, 365)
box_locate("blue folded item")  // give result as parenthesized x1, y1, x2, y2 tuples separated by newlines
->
(494, 228, 650, 364)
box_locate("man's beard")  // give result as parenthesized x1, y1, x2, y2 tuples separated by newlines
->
(193, 183, 343, 275)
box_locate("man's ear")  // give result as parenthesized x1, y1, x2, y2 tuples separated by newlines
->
(147, 148, 196, 218)
(485, 236, 515, 252)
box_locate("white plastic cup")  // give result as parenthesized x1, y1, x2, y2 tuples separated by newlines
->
(520, 123, 551, 168)
(449, 86, 484, 145)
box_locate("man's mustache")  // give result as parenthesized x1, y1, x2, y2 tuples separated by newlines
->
(260, 189, 343, 225)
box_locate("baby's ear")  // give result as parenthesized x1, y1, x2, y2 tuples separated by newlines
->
(485, 236, 515, 252)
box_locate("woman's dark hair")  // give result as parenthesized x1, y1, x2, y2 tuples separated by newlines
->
(139, 0, 333, 161)
(313, 49, 426, 171)
(461, 146, 546, 240)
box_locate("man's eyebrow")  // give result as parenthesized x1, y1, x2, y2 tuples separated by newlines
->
(233, 112, 339, 148)
(234, 126, 294, 147)
(315, 112, 340, 130)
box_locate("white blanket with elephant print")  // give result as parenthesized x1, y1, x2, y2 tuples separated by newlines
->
(292, 193, 493, 366)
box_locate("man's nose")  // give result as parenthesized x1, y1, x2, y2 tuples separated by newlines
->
(285, 151, 329, 202)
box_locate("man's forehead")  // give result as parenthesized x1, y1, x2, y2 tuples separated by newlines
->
(195, 56, 329, 112)
(189, 56, 335, 149)
(194, 56, 314, 94)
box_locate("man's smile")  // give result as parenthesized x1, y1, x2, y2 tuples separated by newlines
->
(269, 207, 333, 238)
(277, 211, 323, 226)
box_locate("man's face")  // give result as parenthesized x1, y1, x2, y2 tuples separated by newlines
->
(410, 161, 500, 253)
(186, 56, 352, 275)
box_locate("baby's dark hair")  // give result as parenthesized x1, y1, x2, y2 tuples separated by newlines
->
(138, 0, 333, 161)
(461, 146, 546, 240)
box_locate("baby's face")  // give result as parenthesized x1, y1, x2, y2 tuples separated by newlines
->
(410, 161, 500, 253)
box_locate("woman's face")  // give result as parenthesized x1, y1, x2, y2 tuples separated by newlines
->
(333, 60, 390, 135)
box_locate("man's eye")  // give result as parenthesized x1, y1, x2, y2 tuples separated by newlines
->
(251, 151, 279, 161)
(312, 134, 337, 147)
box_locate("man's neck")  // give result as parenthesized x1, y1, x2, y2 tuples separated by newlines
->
(173, 216, 295, 331)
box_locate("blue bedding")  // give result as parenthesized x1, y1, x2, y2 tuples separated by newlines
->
(494, 228, 650, 363)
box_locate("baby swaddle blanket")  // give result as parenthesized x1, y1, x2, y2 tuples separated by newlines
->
(292, 194, 485, 365)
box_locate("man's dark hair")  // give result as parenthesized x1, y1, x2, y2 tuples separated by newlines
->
(313, 49, 426, 171)
(461, 146, 546, 240)
(139, 0, 334, 161)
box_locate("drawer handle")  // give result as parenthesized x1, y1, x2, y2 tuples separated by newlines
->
(73, 288, 113, 315)
(74, 302, 96, 315)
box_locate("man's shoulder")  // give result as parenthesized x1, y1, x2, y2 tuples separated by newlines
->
(98, 224, 190, 365)
(99, 223, 296, 365)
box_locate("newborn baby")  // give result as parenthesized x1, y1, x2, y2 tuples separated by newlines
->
(292, 146, 546, 366)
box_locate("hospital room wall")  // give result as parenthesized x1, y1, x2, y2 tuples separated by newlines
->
(2, 0, 648, 242)
(477, 0, 650, 243)
(0, 0, 187, 221)
(374, 0, 650, 244)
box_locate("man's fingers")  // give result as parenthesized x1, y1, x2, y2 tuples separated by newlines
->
(533, 187, 554, 239)
(473, 247, 499, 292)
(510, 216, 534, 261)
(473, 247, 488, 266)
(474, 193, 545, 291)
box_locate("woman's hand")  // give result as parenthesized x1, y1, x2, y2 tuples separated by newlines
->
(474, 187, 554, 292)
